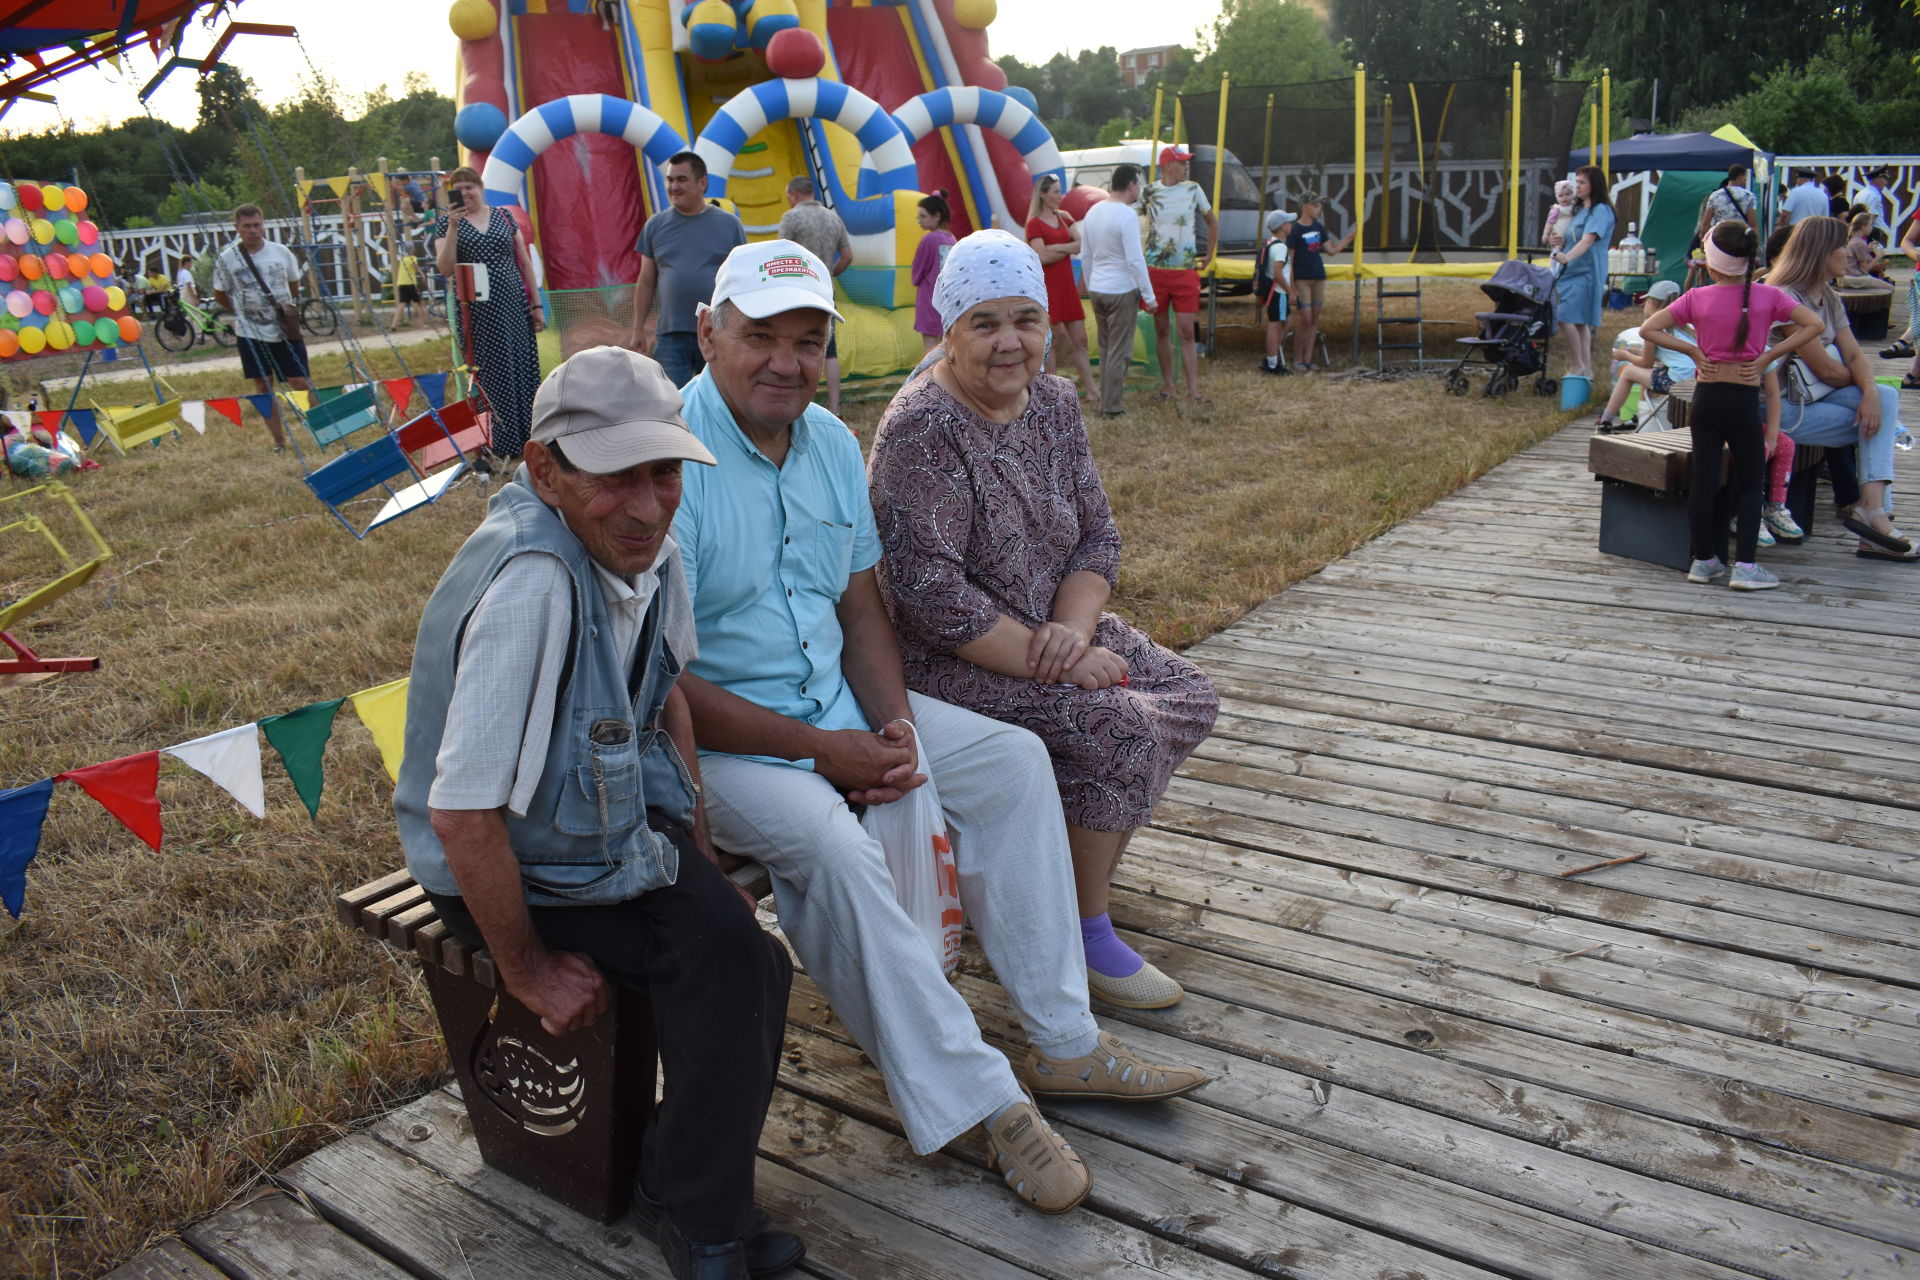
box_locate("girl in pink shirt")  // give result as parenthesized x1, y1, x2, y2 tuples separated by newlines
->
(1641, 220, 1823, 591)
(910, 193, 957, 351)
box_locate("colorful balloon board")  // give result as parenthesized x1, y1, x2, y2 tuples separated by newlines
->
(0, 182, 140, 361)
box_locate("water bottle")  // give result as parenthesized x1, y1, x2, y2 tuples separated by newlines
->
(1896, 424, 1915, 452)
(1619, 222, 1644, 274)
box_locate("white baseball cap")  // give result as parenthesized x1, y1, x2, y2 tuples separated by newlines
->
(707, 239, 846, 322)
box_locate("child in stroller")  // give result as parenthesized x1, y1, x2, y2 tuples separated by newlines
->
(1444, 260, 1559, 398)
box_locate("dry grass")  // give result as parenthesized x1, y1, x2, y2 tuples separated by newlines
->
(0, 283, 1611, 1276)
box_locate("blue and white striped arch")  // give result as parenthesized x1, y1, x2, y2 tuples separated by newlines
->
(480, 94, 688, 207)
(693, 78, 915, 236)
(890, 86, 1066, 189)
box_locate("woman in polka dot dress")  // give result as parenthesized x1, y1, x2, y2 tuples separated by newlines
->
(434, 167, 543, 458)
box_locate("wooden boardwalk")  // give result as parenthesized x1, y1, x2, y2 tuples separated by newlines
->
(112, 419, 1919, 1276)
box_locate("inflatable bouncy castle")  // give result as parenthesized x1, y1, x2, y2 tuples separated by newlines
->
(447, 0, 1064, 376)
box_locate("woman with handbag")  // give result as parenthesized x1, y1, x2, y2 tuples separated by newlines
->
(868, 231, 1219, 1010)
(1763, 216, 1916, 561)
(433, 166, 544, 458)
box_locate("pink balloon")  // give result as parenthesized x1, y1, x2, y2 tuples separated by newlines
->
(0, 256, 13, 283)
(82, 285, 107, 312)
(4, 219, 25, 246)
(33, 290, 56, 315)
(6, 290, 30, 318)
(77, 220, 98, 246)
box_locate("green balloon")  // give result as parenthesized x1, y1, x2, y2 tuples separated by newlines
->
(53, 219, 78, 246)
(94, 319, 119, 346)
(71, 318, 95, 344)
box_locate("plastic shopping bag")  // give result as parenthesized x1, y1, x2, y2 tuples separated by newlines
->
(860, 726, 964, 975)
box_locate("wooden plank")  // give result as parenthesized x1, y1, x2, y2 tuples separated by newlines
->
(101, 1238, 229, 1280)
(371, 1087, 1054, 1280)
(1116, 834, 1920, 1074)
(280, 1132, 616, 1280)
(1126, 825, 1920, 1037)
(182, 1190, 416, 1280)
(773, 983, 1791, 1280)
(335, 869, 412, 932)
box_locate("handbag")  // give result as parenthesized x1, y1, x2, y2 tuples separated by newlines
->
(1782, 343, 1841, 405)
(237, 241, 302, 344)
(859, 725, 964, 975)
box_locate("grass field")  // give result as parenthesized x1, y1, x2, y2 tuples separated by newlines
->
(0, 281, 1609, 1276)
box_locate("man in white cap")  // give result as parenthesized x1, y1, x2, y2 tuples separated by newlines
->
(394, 346, 798, 1280)
(670, 240, 1207, 1216)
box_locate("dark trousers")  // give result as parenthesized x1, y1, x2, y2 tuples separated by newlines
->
(429, 817, 791, 1242)
(654, 332, 705, 389)
(1688, 382, 1766, 564)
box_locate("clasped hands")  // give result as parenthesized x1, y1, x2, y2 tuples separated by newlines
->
(1027, 620, 1127, 690)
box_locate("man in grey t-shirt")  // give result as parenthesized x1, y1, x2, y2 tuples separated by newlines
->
(776, 176, 852, 412)
(631, 151, 747, 388)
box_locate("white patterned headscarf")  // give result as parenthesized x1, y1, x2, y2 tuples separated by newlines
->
(932, 228, 1047, 332)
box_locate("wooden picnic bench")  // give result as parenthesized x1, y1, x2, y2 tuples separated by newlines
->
(336, 857, 772, 1224)
(1588, 424, 1827, 570)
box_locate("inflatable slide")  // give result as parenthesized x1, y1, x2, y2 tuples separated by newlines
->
(446, 0, 1074, 376)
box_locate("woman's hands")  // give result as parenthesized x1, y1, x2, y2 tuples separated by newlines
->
(1027, 620, 1089, 683)
(1061, 645, 1128, 690)
(1856, 386, 1882, 437)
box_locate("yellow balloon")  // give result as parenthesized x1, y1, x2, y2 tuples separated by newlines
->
(29, 219, 54, 245)
(449, 0, 496, 41)
(17, 325, 44, 354)
(105, 285, 127, 310)
(45, 320, 72, 350)
(952, 0, 996, 29)
(42, 185, 66, 212)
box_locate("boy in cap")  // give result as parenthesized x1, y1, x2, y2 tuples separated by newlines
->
(1595, 278, 1695, 432)
(1257, 208, 1297, 374)
(395, 346, 799, 1280)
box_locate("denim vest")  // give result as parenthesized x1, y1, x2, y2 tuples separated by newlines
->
(394, 472, 695, 906)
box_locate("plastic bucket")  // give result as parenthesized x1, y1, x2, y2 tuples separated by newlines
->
(1559, 374, 1591, 410)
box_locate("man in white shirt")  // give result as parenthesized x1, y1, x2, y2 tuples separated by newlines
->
(1140, 146, 1218, 405)
(1077, 163, 1156, 417)
(210, 204, 312, 452)
(1780, 171, 1829, 227)
(1855, 168, 1895, 243)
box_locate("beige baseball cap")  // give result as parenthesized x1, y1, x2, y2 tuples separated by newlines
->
(708, 238, 846, 322)
(529, 346, 717, 473)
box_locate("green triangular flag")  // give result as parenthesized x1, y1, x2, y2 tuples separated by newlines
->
(259, 698, 346, 819)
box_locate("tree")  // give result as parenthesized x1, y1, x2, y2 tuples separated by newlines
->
(1184, 0, 1350, 91)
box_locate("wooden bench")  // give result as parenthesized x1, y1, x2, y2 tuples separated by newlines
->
(1839, 286, 1893, 341)
(336, 857, 772, 1224)
(1589, 426, 1827, 570)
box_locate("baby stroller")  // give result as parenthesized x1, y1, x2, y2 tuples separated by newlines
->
(1444, 260, 1559, 399)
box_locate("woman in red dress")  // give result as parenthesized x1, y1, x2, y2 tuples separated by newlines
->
(1025, 175, 1097, 397)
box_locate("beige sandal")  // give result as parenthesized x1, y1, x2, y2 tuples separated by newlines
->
(1021, 1030, 1209, 1102)
(985, 1096, 1090, 1213)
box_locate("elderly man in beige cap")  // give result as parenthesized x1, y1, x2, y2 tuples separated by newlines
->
(394, 346, 799, 1280)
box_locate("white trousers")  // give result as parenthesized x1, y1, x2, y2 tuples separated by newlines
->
(700, 691, 1097, 1153)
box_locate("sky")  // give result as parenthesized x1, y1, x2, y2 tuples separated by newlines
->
(2, 0, 1223, 136)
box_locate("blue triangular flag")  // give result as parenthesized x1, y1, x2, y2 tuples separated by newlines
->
(246, 393, 277, 421)
(418, 372, 449, 409)
(0, 778, 56, 919)
(68, 408, 98, 445)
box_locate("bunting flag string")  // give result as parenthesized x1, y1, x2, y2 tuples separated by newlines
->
(164, 725, 266, 819)
(287, 390, 313, 412)
(417, 372, 450, 409)
(260, 699, 345, 820)
(207, 398, 244, 427)
(383, 378, 415, 413)
(348, 679, 410, 782)
(178, 401, 207, 434)
(245, 393, 277, 421)
(55, 752, 163, 851)
(0, 779, 55, 920)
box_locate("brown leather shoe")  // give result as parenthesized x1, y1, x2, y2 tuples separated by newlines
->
(1020, 1031, 1209, 1102)
(985, 1097, 1090, 1213)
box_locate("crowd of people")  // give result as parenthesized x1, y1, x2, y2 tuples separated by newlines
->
(1569, 161, 1915, 592)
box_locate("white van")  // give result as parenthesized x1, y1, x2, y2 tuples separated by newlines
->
(1058, 141, 1264, 254)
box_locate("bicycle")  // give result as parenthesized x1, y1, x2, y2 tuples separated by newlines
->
(300, 295, 340, 338)
(152, 294, 236, 353)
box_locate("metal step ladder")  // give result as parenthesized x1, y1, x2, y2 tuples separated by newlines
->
(1374, 275, 1427, 372)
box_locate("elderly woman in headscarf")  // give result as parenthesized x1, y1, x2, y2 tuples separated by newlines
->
(867, 230, 1219, 1011)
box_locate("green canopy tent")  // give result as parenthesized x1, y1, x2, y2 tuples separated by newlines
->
(1639, 170, 1721, 290)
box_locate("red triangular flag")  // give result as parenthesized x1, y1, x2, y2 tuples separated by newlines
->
(36, 410, 63, 433)
(57, 752, 163, 851)
(209, 397, 244, 428)
(21, 50, 45, 72)
(383, 378, 415, 413)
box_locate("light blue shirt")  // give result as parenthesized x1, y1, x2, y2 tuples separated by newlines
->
(1782, 181, 1828, 226)
(674, 369, 881, 768)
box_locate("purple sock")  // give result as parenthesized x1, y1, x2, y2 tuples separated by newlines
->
(1080, 913, 1144, 978)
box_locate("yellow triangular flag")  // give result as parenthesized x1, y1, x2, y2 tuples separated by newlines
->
(287, 389, 312, 411)
(367, 172, 389, 203)
(298, 179, 315, 203)
(326, 176, 349, 199)
(349, 677, 409, 781)
(1711, 123, 1762, 151)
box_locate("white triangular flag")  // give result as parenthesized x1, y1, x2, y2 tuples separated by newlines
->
(163, 724, 266, 818)
(179, 401, 207, 434)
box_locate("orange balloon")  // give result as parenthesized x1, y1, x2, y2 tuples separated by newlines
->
(67, 253, 89, 279)
(63, 186, 87, 213)
(17, 255, 41, 281)
(117, 315, 141, 343)
(0, 330, 17, 358)
(90, 252, 113, 277)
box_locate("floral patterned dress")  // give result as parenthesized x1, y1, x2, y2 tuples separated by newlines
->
(869, 374, 1218, 832)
